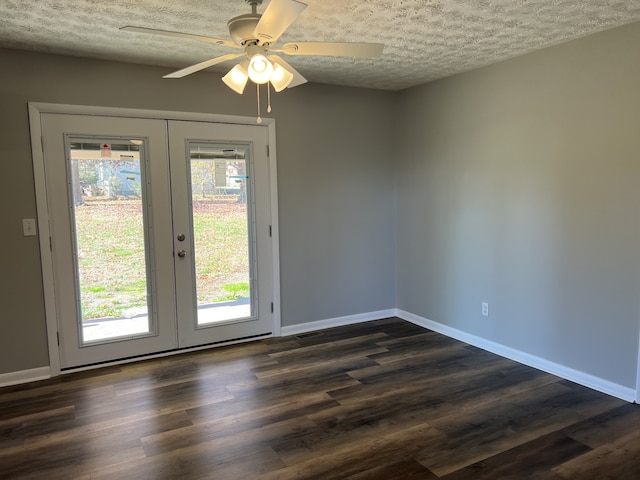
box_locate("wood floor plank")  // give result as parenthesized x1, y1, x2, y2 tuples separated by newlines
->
(142, 397, 335, 457)
(257, 423, 442, 480)
(508, 380, 626, 425)
(440, 431, 591, 480)
(0, 383, 116, 422)
(0, 425, 147, 479)
(91, 445, 285, 480)
(0, 317, 637, 479)
(140, 414, 319, 459)
(225, 356, 372, 402)
(419, 383, 592, 476)
(186, 390, 338, 425)
(255, 339, 388, 379)
(0, 405, 76, 449)
(552, 428, 640, 480)
(267, 332, 389, 359)
(73, 379, 235, 422)
(22, 410, 193, 452)
(563, 402, 640, 448)
(345, 458, 439, 480)
(371, 330, 467, 361)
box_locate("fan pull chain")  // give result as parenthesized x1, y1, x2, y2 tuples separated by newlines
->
(256, 83, 262, 124)
(267, 82, 272, 113)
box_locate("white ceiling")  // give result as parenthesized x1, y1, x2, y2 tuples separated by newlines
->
(2, 0, 640, 91)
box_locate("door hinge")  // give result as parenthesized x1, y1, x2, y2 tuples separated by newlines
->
(56, 332, 60, 345)
(271, 302, 274, 313)
(269, 225, 272, 237)
(41, 136, 45, 154)
(267, 145, 270, 158)
(49, 236, 53, 251)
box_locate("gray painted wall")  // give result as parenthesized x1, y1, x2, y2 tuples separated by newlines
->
(0, 48, 397, 374)
(397, 22, 640, 388)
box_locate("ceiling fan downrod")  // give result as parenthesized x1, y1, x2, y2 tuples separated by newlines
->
(246, 0, 263, 15)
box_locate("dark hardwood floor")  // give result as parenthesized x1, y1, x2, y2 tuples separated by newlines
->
(1, 317, 639, 479)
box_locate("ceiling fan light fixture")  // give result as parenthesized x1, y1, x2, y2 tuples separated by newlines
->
(270, 61, 294, 92)
(248, 54, 274, 84)
(222, 61, 250, 94)
(123, 0, 384, 122)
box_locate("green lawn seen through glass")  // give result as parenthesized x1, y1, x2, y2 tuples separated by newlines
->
(75, 197, 249, 320)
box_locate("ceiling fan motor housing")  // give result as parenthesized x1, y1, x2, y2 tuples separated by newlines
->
(227, 13, 261, 46)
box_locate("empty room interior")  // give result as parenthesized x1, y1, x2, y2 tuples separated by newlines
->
(2, 0, 640, 478)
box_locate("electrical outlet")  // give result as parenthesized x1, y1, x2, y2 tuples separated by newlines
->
(481, 302, 489, 317)
(22, 218, 37, 237)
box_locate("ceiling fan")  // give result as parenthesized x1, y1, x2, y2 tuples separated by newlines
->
(121, 0, 384, 105)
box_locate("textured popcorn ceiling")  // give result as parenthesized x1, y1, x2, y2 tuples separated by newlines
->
(2, 0, 640, 90)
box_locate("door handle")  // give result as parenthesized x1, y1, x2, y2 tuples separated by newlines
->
(177, 250, 187, 258)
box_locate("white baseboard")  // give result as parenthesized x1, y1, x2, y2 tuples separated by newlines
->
(0, 366, 51, 388)
(280, 309, 397, 337)
(396, 309, 636, 403)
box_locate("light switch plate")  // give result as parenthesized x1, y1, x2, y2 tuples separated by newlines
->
(22, 218, 37, 236)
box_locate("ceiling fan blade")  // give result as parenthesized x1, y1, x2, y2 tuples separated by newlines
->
(253, 0, 308, 45)
(268, 56, 307, 88)
(120, 26, 240, 49)
(163, 53, 245, 79)
(280, 42, 384, 57)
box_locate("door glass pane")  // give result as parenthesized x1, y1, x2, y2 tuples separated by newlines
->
(189, 142, 254, 325)
(68, 139, 153, 343)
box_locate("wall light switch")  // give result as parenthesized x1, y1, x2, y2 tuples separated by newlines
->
(482, 302, 489, 317)
(22, 218, 37, 237)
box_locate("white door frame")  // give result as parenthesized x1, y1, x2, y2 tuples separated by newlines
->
(29, 102, 281, 376)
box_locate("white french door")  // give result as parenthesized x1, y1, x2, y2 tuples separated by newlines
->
(40, 112, 274, 369)
(169, 120, 273, 348)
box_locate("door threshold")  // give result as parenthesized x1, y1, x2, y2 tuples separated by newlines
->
(60, 332, 273, 374)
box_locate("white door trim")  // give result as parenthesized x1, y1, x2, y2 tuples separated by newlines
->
(636, 310, 640, 403)
(28, 102, 281, 376)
